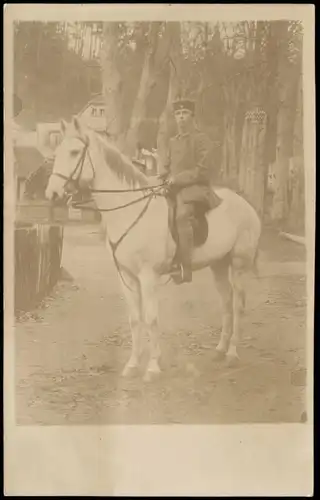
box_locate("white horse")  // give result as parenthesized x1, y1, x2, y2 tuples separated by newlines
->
(45, 117, 262, 382)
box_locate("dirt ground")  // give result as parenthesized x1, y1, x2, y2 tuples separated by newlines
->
(15, 224, 308, 425)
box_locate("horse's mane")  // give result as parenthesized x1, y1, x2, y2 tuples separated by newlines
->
(96, 133, 149, 188)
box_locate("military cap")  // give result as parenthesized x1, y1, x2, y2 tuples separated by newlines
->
(172, 98, 195, 115)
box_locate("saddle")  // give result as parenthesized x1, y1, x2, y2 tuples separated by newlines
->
(167, 189, 222, 248)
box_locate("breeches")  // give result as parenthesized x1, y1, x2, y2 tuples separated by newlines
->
(175, 197, 195, 266)
(175, 197, 195, 229)
(165, 193, 197, 267)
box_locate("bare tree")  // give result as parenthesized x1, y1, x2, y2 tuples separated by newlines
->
(270, 21, 292, 223)
(156, 22, 183, 173)
(124, 22, 164, 156)
(101, 23, 126, 146)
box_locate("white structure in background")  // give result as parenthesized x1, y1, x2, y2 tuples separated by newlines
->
(77, 94, 106, 132)
(35, 94, 107, 157)
(14, 127, 38, 149)
(37, 122, 62, 157)
(140, 148, 159, 176)
(132, 147, 158, 177)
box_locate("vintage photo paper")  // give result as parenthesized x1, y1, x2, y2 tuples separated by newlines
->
(4, 4, 314, 496)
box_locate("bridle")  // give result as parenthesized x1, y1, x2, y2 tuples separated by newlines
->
(52, 136, 95, 192)
(51, 136, 169, 291)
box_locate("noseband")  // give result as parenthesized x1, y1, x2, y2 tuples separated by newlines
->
(50, 135, 169, 291)
(52, 136, 95, 191)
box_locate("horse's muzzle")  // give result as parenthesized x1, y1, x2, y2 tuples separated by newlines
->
(45, 174, 64, 200)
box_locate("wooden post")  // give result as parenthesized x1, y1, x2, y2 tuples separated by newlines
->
(251, 106, 267, 215)
(239, 106, 267, 214)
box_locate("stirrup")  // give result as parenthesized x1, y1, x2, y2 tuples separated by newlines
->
(181, 264, 192, 283)
(170, 262, 182, 277)
(170, 263, 192, 284)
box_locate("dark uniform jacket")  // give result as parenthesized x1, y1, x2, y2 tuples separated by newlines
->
(161, 128, 218, 208)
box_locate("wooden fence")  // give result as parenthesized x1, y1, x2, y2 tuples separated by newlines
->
(15, 222, 64, 313)
(15, 196, 102, 314)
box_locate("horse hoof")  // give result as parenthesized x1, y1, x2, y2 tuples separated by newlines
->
(122, 365, 139, 378)
(212, 350, 226, 362)
(143, 369, 161, 383)
(226, 355, 240, 368)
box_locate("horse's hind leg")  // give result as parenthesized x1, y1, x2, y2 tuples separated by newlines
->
(120, 274, 144, 378)
(227, 257, 247, 365)
(211, 259, 233, 360)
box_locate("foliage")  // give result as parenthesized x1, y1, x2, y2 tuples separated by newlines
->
(14, 21, 95, 123)
(14, 20, 305, 230)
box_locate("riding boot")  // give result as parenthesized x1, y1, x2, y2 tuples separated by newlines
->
(172, 220, 194, 284)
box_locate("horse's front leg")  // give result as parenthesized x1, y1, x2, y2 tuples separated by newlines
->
(120, 272, 144, 378)
(139, 268, 161, 382)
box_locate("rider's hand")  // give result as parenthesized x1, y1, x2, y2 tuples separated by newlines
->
(167, 176, 175, 186)
(157, 172, 168, 181)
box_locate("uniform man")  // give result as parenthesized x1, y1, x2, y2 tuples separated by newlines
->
(160, 98, 217, 284)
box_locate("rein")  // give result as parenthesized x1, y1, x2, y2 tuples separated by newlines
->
(51, 137, 169, 291)
(90, 185, 165, 194)
(107, 195, 154, 292)
(71, 185, 165, 213)
(72, 186, 165, 292)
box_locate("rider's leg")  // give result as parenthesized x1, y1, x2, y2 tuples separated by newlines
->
(174, 199, 194, 283)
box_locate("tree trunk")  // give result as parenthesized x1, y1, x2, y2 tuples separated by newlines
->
(269, 21, 292, 224)
(221, 71, 242, 189)
(221, 110, 238, 186)
(261, 22, 278, 219)
(239, 108, 252, 194)
(245, 22, 268, 213)
(287, 72, 305, 232)
(101, 23, 126, 147)
(124, 22, 163, 156)
(270, 88, 290, 222)
(157, 22, 183, 174)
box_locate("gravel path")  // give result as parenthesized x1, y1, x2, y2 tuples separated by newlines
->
(15, 225, 307, 425)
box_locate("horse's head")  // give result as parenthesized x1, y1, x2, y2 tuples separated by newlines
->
(45, 117, 95, 201)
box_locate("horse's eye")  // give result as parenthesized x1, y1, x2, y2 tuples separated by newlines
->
(70, 150, 79, 157)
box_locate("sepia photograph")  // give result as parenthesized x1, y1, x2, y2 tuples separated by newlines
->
(4, 4, 314, 496)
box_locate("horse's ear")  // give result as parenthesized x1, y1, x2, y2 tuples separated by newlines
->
(60, 119, 68, 135)
(72, 116, 83, 135)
